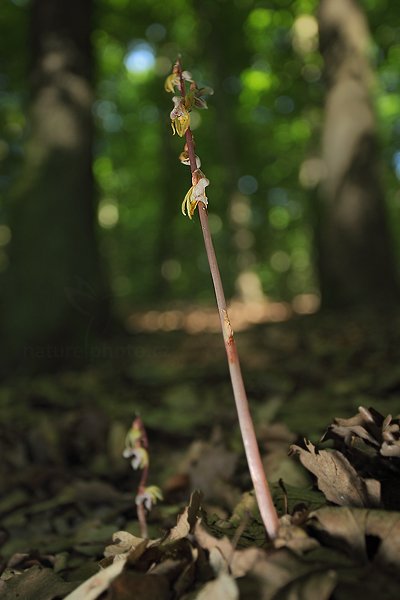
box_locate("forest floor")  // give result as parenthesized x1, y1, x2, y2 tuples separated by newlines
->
(1, 308, 400, 599)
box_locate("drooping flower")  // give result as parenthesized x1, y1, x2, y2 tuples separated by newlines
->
(124, 423, 142, 449)
(122, 446, 149, 470)
(179, 149, 201, 168)
(135, 485, 163, 511)
(170, 96, 190, 137)
(182, 169, 209, 219)
(185, 82, 214, 110)
(164, 67, 193, 93)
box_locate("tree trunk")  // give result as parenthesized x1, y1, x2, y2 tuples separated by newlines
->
(197, 0, 264, 302)
(317, 0, 398, 308)
(2, 0, 109, 368)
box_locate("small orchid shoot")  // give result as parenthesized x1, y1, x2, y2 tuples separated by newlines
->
(165, 59, 279, 540)
(123, 417, 162, 538)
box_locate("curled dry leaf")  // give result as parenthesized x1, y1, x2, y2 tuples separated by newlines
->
(324, 406, 400, 458)
(194, 521, 264, 578)
(104, 531, 146, 562)
(165, 489, 202, 542)
(274, 514, 319, 554)
(290, 440, 381, 507)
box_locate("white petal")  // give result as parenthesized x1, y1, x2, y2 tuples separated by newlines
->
(131, 454, 141, 470)
(193, 177, 210, 201)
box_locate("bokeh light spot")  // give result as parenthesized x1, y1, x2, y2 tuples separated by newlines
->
(269, 206, 290, 230)
(98, 201, 119, 229)
(146, 23, 166, 43)
(270, 250, 291, 272)
(161, 259, 182, 281)
(247, 8, 272, 29)
(292, 15, 318, 54)
(208, 213, 223, 234)
(275, 95, 295, 114)
(238, 175, 258, 195)
(124, 42, 155, 73)
(242, 70, 272, 92)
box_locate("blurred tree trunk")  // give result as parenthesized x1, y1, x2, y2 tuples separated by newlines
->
(317, 0, 399, 308)
(197, 1, 265, 302)
(2, 0, 109, 367)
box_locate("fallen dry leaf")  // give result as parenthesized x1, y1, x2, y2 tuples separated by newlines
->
(165, 489, 202, 542)
(104, 531, 146, 562)
(174, 428, 240, 509)
(194, 521, 264, 578)
(0, 565, 76, 600)
(290, 440, 380, 507)
(309, 506, 400, 570)
(274, 514, 319, 554)
(193, 570, 238, 600)
(245, 547, 338, 600)
(325, 406, 400, 458)
(63, 559, 126, 600)
(105, 570, 170, 600)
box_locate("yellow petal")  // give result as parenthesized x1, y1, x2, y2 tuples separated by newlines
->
(176, 112, 190, 137)
(189, 199, 198, 219)
(182, 186, 194, 217)
(164, 74, 178, 93)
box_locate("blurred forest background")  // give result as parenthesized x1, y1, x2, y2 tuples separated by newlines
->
(0, 0, 400, 370)
(2, 2, 400, 588)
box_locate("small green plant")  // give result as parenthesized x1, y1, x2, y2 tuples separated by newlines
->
(123, 416, 163, 538)
(165, 58, 279, 539)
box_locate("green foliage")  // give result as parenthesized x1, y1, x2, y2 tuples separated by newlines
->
(1, 0, 400, 311)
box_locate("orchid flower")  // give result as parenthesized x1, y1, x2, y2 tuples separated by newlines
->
(170, 96, 190, 137)
(135, 485, 163, 511)
(164, 69, 192, 93)
(179, 149, 201, 168)
(185, 83, 214, 110)
(182, 169, 209, 219)
(122, 446, 149, 470)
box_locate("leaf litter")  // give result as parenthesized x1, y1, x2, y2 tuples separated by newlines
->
(2, 405, 400, 599)
(2, 315, 400, 598)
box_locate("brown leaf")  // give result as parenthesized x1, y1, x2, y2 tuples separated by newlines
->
(165, 490, 202, 542)
(310, 506, 400, 570)
(63, 559, 126, 600)
(194, 521, 264, 578)
(274, 515, 319, 554)
(104, 531, 146, 562)
(1, 565, 76, 600)
(324, 406, 400, 459)
(193, 571, 238, 599)
(173, 427, 239, 508)
(290, 440, 380, 507)
(246, 548, 338, 600)
(106, 571, 170, 600)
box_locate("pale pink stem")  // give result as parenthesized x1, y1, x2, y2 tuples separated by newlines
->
(177, 61, 279, 539)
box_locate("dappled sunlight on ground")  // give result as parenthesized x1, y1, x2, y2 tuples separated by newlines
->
(127, 294, 320, 334)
